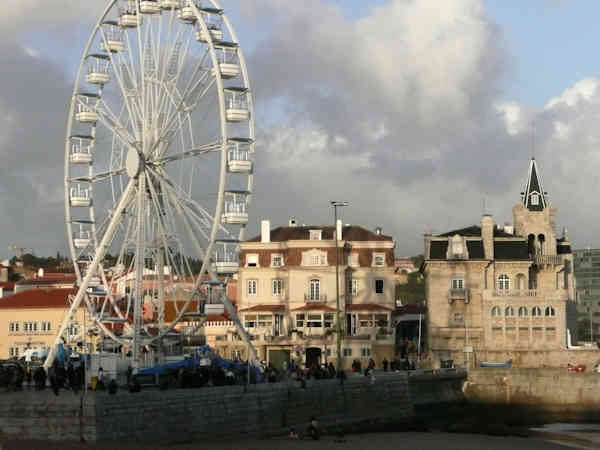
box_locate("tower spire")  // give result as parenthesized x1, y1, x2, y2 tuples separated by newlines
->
(521, 158, 547, 211)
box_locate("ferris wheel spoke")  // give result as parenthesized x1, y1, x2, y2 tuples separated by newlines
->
(99, 30, 141, 132)
(92, 103, 136, 149)
(151, 140, 221, 165)
(96, 98, 137, 143)
(147, 165, 218, 239)
(154, 72, 215, 151)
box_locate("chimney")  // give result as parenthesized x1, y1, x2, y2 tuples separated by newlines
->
(37, 268, 44, 278)
(336, 219, 343, 240)
(288, 217, 297, 227)
(481, 214, 494, 260)
(424, 232, 432, 259)
(261, 220, 271, 243)
(503, 222, 514, 235)
(375, 227, 382, 236)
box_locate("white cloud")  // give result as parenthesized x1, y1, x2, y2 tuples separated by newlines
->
(545, 77, 600, 109)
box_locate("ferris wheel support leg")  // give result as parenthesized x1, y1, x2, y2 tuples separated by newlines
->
(132, 174, 146, 372)
(44, 179, 137, 370)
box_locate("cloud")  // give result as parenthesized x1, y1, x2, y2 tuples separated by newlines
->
(0, 0, 598, 260)
(240, 0, 519, 252)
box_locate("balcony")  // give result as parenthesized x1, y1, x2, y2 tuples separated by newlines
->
(493, 289, 537, 297)
(533, 255, 563, 266)
(448, 288, 469, 304)
(450, 288, 467, 299)
(304, 293, 327, 302)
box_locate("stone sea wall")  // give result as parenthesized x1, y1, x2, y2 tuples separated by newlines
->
(0, 370, 465, 443)
(465, 368, 600, 418)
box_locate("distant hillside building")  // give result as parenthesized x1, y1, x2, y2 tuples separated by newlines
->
(14, 270, 75, 294)
(394, 257, 417, 284)
(423, 159, 577, 368)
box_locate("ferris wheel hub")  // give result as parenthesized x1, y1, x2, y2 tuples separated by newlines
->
(126, 147, 144, 178)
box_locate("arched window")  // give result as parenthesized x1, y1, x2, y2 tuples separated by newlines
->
(516, 274, 526, 291)
(491, 306, 502, 317)
(497, 274, 510, 291)
(518, 306, 528, 317)
(545, 306, 555, 317)
(538, 234, 545, 255)
(505, 306, 515, 317)
(528, 234, 535, 256)
(532, 306, 542, 317)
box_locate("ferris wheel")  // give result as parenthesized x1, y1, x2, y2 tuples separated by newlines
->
(45, 0, 257, 370)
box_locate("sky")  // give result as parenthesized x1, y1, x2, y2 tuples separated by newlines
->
(2, 0, 600, 260)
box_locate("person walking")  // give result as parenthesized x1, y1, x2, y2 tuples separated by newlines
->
(382, 357, 389, 372)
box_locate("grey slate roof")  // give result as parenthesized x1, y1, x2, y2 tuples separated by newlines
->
(522, 158, 547, 212)
(494, 241, 529, 260)
(437, 225, 515, 238)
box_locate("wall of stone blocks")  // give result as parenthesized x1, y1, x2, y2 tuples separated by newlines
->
(0, 371, 466, 444)
(0, 390, 96, 442)
(465, 367, 600, 416)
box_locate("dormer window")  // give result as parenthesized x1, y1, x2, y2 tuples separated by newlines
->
(302, 249, 328, 266)
(271, 254, 283, 267)
(448, 234, 467, 259)
(372, 253, 386, 267)
(309, 230, 322, 241)
(530, 193, 539, 206)
(246, 254, 258, 267)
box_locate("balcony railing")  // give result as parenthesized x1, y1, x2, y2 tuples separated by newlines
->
(533, 254, 563, 266)
(450, 288, 467, 299)
(304, 293, 327, 302)
(493, 289, 537, 297)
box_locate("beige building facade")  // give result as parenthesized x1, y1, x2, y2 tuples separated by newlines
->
(0, 288, 91, 360)
(208, 220, 396, 370)
(424, 159, 576, 368)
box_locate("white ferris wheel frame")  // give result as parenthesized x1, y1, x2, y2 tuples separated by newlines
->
(45, 0, 258, 370)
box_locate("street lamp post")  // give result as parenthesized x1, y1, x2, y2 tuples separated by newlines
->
(331, 201, 348, 375)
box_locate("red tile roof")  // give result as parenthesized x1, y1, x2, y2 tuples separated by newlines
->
(16, 276, 75, 286)
(239, 304, 285, 313)
(345, 303, 393, 312)
(291, 304, 337, 312)
(0, 288, 77, 309)
(205, 314, 232, 322)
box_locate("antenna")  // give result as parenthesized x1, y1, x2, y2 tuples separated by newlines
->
(482, 198, 487, 215)
(531, 120, 536, 160)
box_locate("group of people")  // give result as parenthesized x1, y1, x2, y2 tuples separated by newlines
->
(0, 360, 87, 395)
(46, 360, 86, 395)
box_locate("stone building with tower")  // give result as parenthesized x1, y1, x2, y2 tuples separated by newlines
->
(209, 219, 397, 370)
(423, 158, 578, 368)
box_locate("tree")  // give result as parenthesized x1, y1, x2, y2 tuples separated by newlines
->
(396, 272, 425, 306)
(411, 254, 424, 269)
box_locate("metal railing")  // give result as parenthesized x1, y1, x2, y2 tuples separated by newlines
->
(449, 288, 467, 299)
(305, 293, 327, 302)
(533, 254, 563, 266)
(493, 289, 537, 297)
